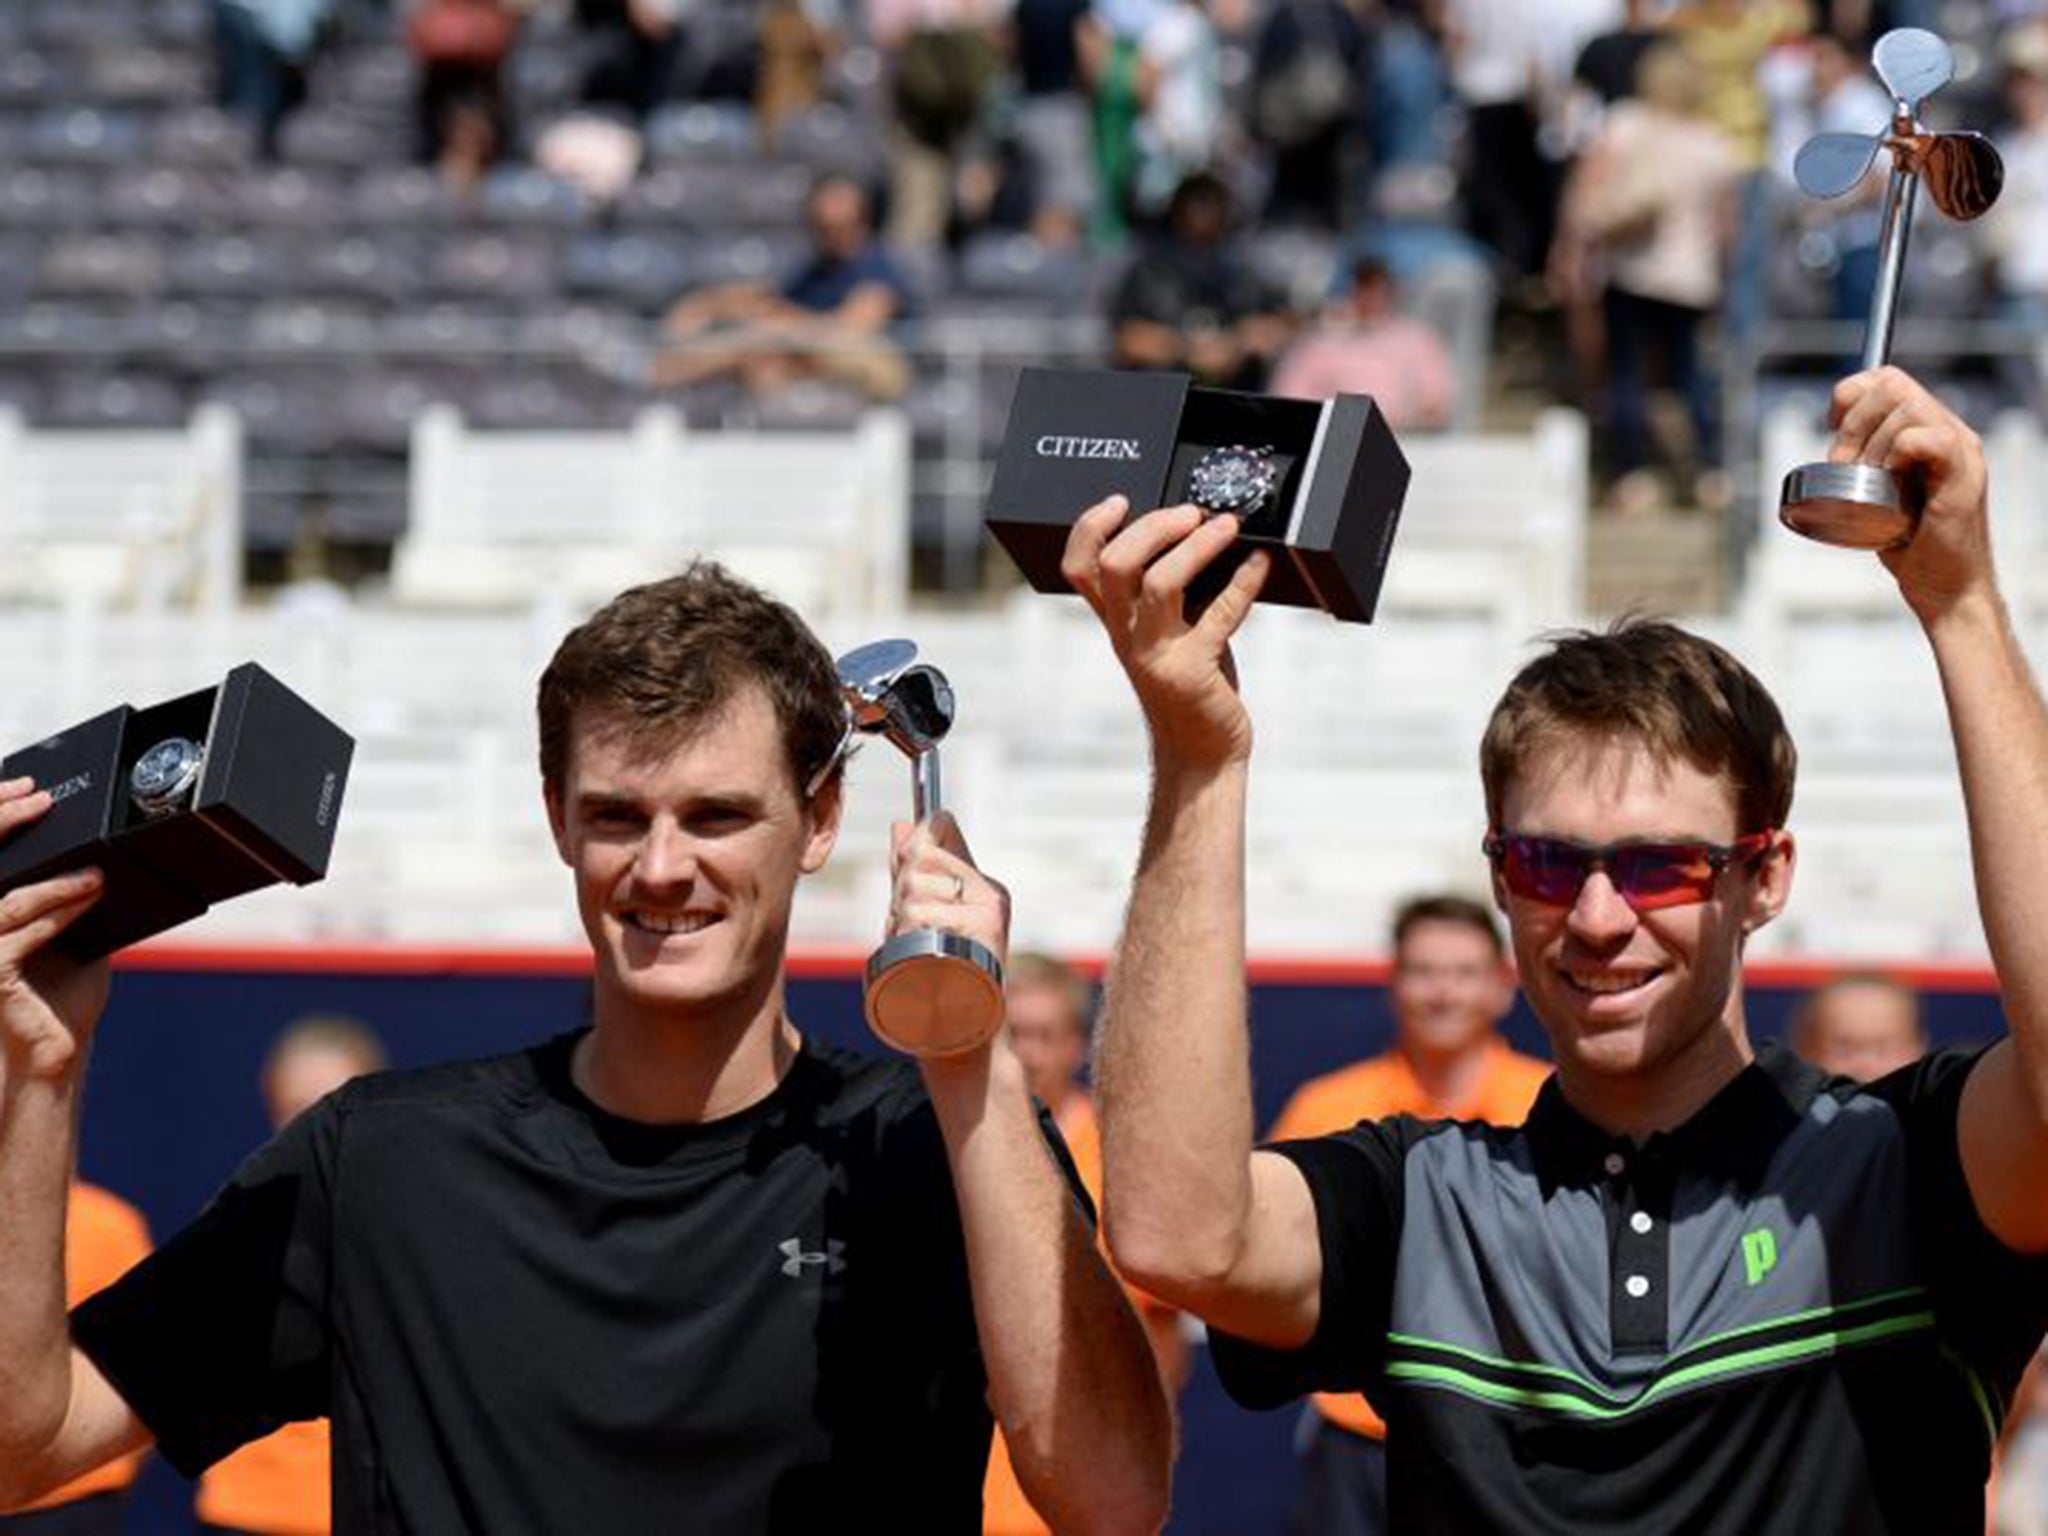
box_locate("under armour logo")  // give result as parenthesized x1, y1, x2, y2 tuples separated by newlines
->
(779, 1238, 847, 1278)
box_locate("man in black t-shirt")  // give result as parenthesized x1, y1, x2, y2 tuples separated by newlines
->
(1056, 365, 2048, 1531)
(0, 566, 1172, 1534)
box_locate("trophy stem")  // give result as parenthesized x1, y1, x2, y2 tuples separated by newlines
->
(913, 751, 942, 824)
(1862, 146, 1920, 371)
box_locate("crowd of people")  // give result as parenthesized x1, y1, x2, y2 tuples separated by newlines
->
(193, 0, 2048, 508)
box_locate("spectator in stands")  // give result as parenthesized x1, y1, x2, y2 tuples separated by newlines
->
(213, 0, 335, 158)
(1262, 896, 1548, 1536)
(0, 1187, 151, 1535)
(1128, 0, 1221, 219)
(985, 951, 1187, 1536)
(574, 0, 687, 123)
(1076, 0, 1159, 242)
(757, 0, 840, 147)
(1789, 973, 1926, 1081)
(872, 0, 1005, 247)
(1983, 24, 2048, 413)
(1247, 0, 1372, 230)
(1554, 41, 1739, 512)
(405, 0, 519, 167)
(194, 1017, 389, 1536)
(1665, 0, 1809, 342)
(1438, 0, 1554, 286)
(0, 568, 1172, 1534)
(1108, 170, 1294, 389)
(1004, 0, 1100, 247)
(1063, 365, 2048, 1532)
(1271, 256, 1458, 430)
(652, 174, 918, 401)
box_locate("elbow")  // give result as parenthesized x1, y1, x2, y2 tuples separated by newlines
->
(1104, 1207, 1243, 1312)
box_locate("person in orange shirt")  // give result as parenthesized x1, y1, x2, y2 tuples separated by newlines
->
(984, 951, 1186, 1536)
(1266, 895, 1550, 1536)
(0, 1183, 151, 1535)
(195, 1015, 388, 1536)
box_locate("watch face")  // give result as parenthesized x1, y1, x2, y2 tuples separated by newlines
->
(131, 737, 203, 808)
(1190, 445, 1280, 516)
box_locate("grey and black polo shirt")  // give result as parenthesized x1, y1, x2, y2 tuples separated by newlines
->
(1214, 1043, 2048, 1533)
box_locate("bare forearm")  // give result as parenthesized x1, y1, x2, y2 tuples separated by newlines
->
(1098, 759, 1256, 1295)
(0, 1062, 84, 1471)
(1928, 592, 2048, 1096)
(924, 1048, 1172, 1534)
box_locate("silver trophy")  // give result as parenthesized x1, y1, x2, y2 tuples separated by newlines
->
(1780, 28, 2003, 549)
(836, 639, 1005, 1057)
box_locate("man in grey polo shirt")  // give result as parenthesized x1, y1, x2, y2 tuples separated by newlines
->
(1060, 364, 2048, 1532)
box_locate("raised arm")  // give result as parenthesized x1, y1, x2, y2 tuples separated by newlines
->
(894, 816, 1172, 1535)
(0, 780, 150, 1509)
(1831, 367, 2048, 1252)
(1058, 498, 1325, 1348)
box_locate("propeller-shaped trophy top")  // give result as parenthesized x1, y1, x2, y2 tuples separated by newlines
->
(1792, 29, 2002, 222)
(1777, 28, 2003, 551)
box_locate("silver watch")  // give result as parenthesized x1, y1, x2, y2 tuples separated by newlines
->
(1188, 444, 1281, 518)
(130, 737, 205, 818)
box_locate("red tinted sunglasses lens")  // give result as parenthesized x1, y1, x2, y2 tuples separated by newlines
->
(1496, 837, 1594, 905)
(1611, 845, 1720, 910)
(1489, 835, 1761, 911)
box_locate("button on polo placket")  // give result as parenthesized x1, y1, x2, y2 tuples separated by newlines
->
(1604, 1145, 1673, 1356)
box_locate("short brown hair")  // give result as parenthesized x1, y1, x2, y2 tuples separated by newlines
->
(263, 1013, 388, 1086)
(536, 563, 845, 799)
(1007, 950, 1094, 1036)
(1479, 618, 1795, 835)
(1392, 894, 1503, 960)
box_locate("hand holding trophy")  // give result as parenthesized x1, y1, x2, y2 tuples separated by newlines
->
(835, 640, 1005, 1057)
(1780, 28, 2003, 549)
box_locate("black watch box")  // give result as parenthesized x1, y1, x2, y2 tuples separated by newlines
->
(0, 662, 354, 959)
(984, 367, 1412, 623)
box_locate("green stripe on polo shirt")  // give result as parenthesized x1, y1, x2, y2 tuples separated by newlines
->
(1385, 1289, 1936, 1420)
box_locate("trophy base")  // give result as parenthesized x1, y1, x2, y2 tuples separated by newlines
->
(1779, 461, 1918, 550)
(864, 929, 1006, 1058)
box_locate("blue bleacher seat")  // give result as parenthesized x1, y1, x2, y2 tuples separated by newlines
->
(85, 45, 207, 106)
(644, 101, 759, 164)
(28, 106, 145, 166)
(954, 232, 1092, 306)
(37, 234, 167, 300)
(350, 166, 462, 227)
(478, 165, 591, 230)
(0, 167, 95, 229)
(152, 105, 255, 168)
(167, 232, 303, 300)
(679, 231, 806, 288)
(102, 166, 236, 231)
(279, 110, 385, 169)
(561, 232, 691, 311)
(427, 234, 559, 305)
(237, 166, 351, 227)
(250, 301, 383, 356)
(0, 51, 72, 110)
(304, 233, 428, 308)
(47, 370, 188, 430)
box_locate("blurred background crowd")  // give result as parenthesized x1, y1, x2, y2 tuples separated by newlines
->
(8, 0, 2048, 595)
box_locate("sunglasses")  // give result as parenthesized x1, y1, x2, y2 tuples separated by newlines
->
(1482, 829, 1776, 913)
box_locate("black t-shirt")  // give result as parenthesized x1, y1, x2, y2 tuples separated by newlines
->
(1212, 1044, 2048, 1534)
(75, 1033, 1005, 1534)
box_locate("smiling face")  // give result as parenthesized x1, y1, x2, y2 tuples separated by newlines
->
(546, 686, 840, 1030)
(1494, 734, 1793, 1099)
